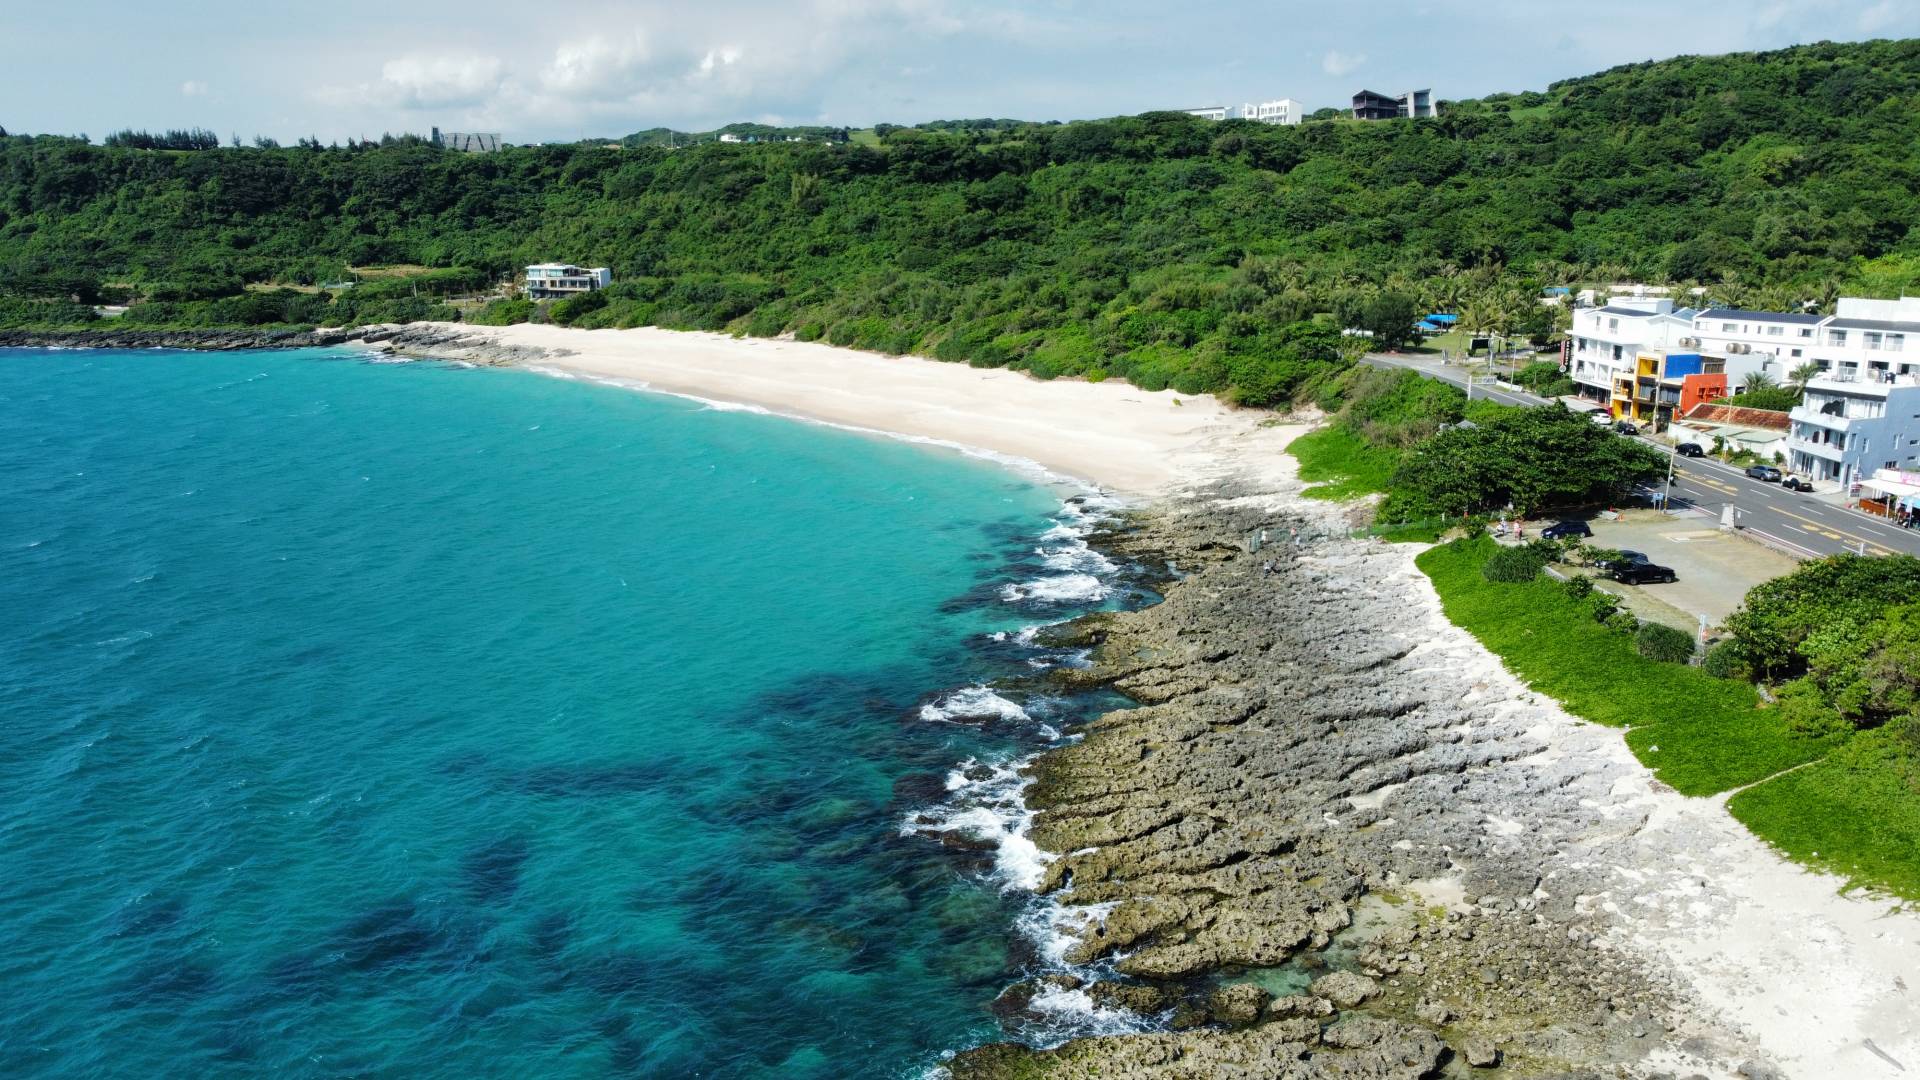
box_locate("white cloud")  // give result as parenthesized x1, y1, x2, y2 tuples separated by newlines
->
(379, 53, 507, 108)
(1858, 0, 1900, 32)
(1321, 49, 1366, 77)
(542, 31, 651, 94)
(180, 80, 207, 97)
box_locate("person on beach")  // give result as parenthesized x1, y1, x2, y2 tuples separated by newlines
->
(1261, 560, 1274, 576)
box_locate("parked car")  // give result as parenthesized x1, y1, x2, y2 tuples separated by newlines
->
(1745, 465, 1783, 482)
(1610, 561, 1678, 585)
(1540, 520, 1592, 540)
(1782, 476, 1815, 492)
(1613, 420, 1641, 436)
(1675, 443, 1705, 457)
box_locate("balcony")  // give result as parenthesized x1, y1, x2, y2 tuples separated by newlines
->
(1786, 435, 1845, 462)
(1789, 404, 1854, 430)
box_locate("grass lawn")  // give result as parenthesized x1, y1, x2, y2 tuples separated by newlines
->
(1729, 727, 1920, 899)
(1420, 537, 1916, 898)
(1288, 425, 1401, 501)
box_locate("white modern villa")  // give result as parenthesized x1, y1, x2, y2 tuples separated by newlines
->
(524, 264, 612, 301)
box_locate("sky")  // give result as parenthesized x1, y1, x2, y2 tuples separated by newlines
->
(4, 0, 1919, 143)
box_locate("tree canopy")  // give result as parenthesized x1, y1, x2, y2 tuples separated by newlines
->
(3, 39, 1920, 404)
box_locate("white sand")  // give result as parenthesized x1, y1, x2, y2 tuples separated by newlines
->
(421, 323, 1305, 500)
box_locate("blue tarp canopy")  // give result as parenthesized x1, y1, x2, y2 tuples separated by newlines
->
(1422, 313, 1459, 324)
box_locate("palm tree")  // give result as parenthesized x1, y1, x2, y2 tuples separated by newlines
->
(1741, 371, 1779, 397)
(1789, 361, 1823, 395)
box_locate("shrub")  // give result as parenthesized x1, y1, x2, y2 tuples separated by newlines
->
(1636, 622, 1697, 663)
(1775, 678, 1852, 739)
(1604, 609, 1641, 635)
(1584, 592, 1622, 624)
(1562, 573, 1595, 600)
(1702, 640, 1752, 681)
(1483, 545, 1547, 583)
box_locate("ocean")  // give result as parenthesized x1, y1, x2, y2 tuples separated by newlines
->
(0, 348, 1149, 1078)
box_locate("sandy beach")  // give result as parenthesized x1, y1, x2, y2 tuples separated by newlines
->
(395, 321, 1306, 500)
(385, 321, 1919, 1078)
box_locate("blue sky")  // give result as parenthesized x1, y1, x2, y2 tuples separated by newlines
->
(5, 0, 1919, 142)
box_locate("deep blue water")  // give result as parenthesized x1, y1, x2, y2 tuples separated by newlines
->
(0, 348, 1131, 1079)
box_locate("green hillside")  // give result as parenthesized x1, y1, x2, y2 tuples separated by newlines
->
(4, 38, 1920, 403)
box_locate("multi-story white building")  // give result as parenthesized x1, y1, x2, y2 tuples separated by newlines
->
(1239, 98, 1304, 125)
(525, 264, 612, 301)
(1786, 297, 1920, 487)
(1569, 299, 1795, 425)
(1183, 106, 1229, 121)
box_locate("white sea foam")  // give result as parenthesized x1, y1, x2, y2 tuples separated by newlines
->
(918, 685, 1029, 725)
(1000, 573, 1110, 604)
(906, 755, 1049, 890)
(1037, 539, 1116, 574)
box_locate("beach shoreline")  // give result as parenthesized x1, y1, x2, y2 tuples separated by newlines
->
(22, 322, 1913, 1076)
(368, 320, 1919, 1078)
(371, 321, 1309, 502)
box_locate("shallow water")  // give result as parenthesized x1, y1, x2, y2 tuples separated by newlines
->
(0, 348, 1133, 1078)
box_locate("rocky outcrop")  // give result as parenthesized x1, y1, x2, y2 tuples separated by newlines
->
(0, 326, 368, 350)
(946, 483, 1772, 1078)
(0, 322, 565, 368)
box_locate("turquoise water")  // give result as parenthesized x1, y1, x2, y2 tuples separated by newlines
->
(0, 349, 1131, 1078)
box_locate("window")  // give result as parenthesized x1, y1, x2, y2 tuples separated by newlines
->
(1767, 325, 1783, 336)
(1891, 333, 1906, 352)
(1799, 328, 1814, 338)
(1866, 332, 1884, 350)
(1791, 348, 1803, 358)
(1829, 330, 1848, 346)
(1608, 318, 1619, 331)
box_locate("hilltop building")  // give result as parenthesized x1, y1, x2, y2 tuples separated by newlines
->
(1240, 98, 1304, 125)
(1182, 100, 1305, 124)
(525, 264, 611, 301)
(432, 127, 500, 153)
(1351, 89, 1437, 120)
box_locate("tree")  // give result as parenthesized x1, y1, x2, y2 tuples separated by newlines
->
(1356, 290, 1420, 351)
(1724, 555, 1920, 675)
(1383, 403, 1668, 519)
(1789, 361, 1824, 395)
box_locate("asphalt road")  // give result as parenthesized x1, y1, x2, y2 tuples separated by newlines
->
(1361, 352, 1920, 560)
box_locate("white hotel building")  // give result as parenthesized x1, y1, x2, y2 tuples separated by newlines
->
(1567, 298, 1799, 424)
(1240, 98, 1305, 125)
(1786, 297, 1920, 488)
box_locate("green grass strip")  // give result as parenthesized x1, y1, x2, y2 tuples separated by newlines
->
(1288, 425, 1402, 501)
(1418, 536, 1920, 900)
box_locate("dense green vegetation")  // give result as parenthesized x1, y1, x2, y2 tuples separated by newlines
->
(1423, 539, 1920, 898)
(5, 38, 1920, 401)
(1297, 366, 1665, 519)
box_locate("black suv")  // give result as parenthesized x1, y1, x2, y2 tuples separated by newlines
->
(1540, 520, 1592, 540)
(1613, 421, 1641, 436)
(1782, 476, 1815, 492)
(1746, 465, 1783, 482)
(1610, 561, 1678, 585)
(1676, 443, 1705, 457)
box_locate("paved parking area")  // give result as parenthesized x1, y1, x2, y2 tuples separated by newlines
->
(1564, 510, 1801, 628)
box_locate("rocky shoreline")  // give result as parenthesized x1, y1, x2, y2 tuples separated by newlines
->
(0, 323, 569, 367)
(947, 482, 1778, 1079)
